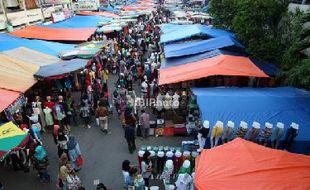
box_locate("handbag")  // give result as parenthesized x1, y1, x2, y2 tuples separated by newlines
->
(76, 155, 84, 167)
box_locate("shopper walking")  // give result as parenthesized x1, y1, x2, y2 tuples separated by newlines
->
(139, 110, 150, 139)
(32, 145, 50, 183)
(95, 102, 109, 134)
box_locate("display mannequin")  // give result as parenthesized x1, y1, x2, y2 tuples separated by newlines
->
(35, 96, 46, 129)
(271, 122, 284, 149)
(157, 151, 165, 176)
(178, 160, 191, 175)
(149, 151, 157, 179)
(44, 96, 55, 109)
(160, 160, 174, 184)
(138, 150, 145, 170)
(43, 106, 54, 128)
(210, 121, 224, 148)
(235, 121, 248, 138)
(283, 122, 299, 150)
(197, 120, 209, 151)
(247, 121, 261, 142)
(166, 151, 174, 161)
(163, 93, 172, 110)
(258, 122, 273, 146)
(174, 151, 182, 176)
(182, 151, 191, 163)
(190, 151, 199, 173)
(175, 173, 193, 190)
(222, 121, 234, 143)
(172, 92, 180, 110)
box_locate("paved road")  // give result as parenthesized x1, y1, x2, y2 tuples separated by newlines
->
(0, 74, 190, 190)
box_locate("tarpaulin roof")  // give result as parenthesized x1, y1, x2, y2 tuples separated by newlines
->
(161, 49, 223, 69)
(77, 11, 119, 18)
(159, 55, 268, 85)
(122, 5, 149, 11)
(0, 89, 20, 112)
(159, 24, 191, 34)
(35, 59, 87, 79)
(164, 36, 244, 58)
(3, 47, 59, 66)
(99, 5, 120, 13)
(251, 58, 279, 77)
(0, 34, 75, 56)
(40, 15, 112, 28)
(10, 26, 95, 41)
(0, 54, 38, 92)
(160, 24, 234, 44)
(195, 138, 310, 190)
(192, 87, 310, 154)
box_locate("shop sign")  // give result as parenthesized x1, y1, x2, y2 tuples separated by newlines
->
(43, 0, 70, 4)
(73, 0, 99, 11)
(51, 11, 65, 23)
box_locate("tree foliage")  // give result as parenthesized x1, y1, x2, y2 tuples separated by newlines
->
(209, 0, 310, 89)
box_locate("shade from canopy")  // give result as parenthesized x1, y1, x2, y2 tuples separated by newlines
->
(10, 26, 95, 41)
(0, 34, 75, 56)
(159, 55, 268, 85)
(195, 138, 310, 190)
(164, 36, 244, 58)
(35, 59, 88, 79)
(77, 11, 119, 18)
(160, 24, 234, 44)
(0, 89, 20, 112)
(0, 54, 39, 92)
(3, 47, 59, 66)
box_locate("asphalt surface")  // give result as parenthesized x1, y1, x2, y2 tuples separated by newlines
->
(0, 74, 190, 190)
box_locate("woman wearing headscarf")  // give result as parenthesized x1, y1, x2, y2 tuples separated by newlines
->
(57, 129, 69, 158)
(67, 135, 82, 172)
(32, 145, 50, 182)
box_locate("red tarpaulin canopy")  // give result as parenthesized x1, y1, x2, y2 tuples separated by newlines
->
(10, 26, 95, 41)
(159, 55, 268, 85)
(77, 11, 119, 18)
(0, 89, 20, 112)
(195, 138, 310, 190)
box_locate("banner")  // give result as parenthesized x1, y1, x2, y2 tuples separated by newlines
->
(43, 0, 70, 4)
(73, 0, 99, 11)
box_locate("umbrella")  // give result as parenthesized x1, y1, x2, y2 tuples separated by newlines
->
(0, 122, 29, 161)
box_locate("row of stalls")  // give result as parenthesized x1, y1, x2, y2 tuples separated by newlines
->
(0, 0, 157, 156)
(150, 6, 310, 156)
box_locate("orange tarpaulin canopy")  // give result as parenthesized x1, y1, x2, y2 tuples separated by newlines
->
(77, 11, 119, 18)
(10, 26, 95, 41)
(195, 138, 310, 190)
(159, 55, 268, 85)
(122, 6, 149, 11)
(0, 89, 20, 112)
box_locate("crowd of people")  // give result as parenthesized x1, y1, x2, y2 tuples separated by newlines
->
(0, 5, 181, 190)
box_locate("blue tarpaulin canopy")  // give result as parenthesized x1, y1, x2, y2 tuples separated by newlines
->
(161, 49, 246, 69)
(35, 59, 87, 78)
(0, 34, 74, 56)
(159, 24, 191, 34)
(164, 36, 244, 58)
(192, 87, 310, 154)
(40, 16, 112, 28)
(99, 5, 121, 13)
(160, 24, 234, 44)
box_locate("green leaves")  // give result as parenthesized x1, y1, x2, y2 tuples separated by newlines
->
(209, 0, 310, 89)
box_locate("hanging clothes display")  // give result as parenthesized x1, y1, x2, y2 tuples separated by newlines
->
(271, 122, 284, 149)
(258, 122, 273, 145)
(174, 151, 183, 175)
(222, 121, 234, 143)
(247, 122, 261, 142)
(283, 122, 299, 150)
(157, 151, 165, 175)
(235, 121, 248, 139)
